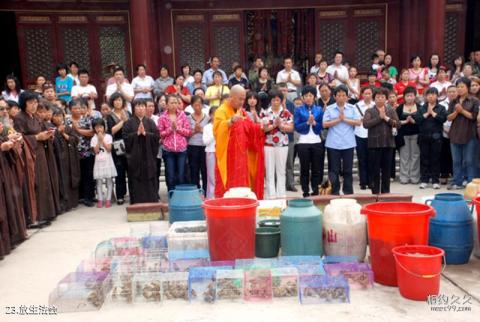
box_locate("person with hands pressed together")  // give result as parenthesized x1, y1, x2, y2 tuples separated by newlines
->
(326, 51, 349, 87)
(354, 86, 375, 190)
(123, 99, 160, 203)
(294, 86, 324, 197)
(322, 85, 361, 195)
(106, 67, 134, 113)
(417, 87, 447, 189)
(165, 75, 191, 109)
(187, 96, 210, 193)
(205, 71, 230, 108)
(276, 57, 302, 102)
(446, 77, 480, 189)
(213, 85, 265, 199)
(90, 118, 117, 208)
(363, 87, 400, 194)
(14, 91, 58, 226)
(260, 89, 294, 199)
(396, 86, 422, 185)
(157, 95, 191, 192)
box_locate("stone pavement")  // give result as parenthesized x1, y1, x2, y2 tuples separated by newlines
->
(0, 182, 479, 322)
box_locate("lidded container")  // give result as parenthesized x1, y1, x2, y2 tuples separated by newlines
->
(271, 267, 299, 299)
(49, 272, 111, 313)
(324, 262, 374, 290)
(299, 275, 349, 304)
(235, 258, 278, 269)
(426, 193, 473, 264)
(281, 199, 323, 256)
(167, 220, 208, 253)
(215, 269, 244, 302)
(323, 198, 366, 261)
(188, 266, 231, 304)
(161, 272, 189, 301)
(243, 269, 273, 302)
(168, 184, 205, 224)
(132, 273, 162, 303)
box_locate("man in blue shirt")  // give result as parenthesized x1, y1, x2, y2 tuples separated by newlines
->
(202, 56, 228, 86)
(55, 63, 74, 103)
(323, 85, 361, 195)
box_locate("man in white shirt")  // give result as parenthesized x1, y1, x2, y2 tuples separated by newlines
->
(202, 56, 228, 86)
(276, 57, 302, 102)
(309, 53, 323, 75)
(430, 66, 452, 102)
(326, 51, 349, 87)
(353, 86, 375, 189)
(439, 85, 457, 184)
(131, 64, 155, 100)
(106, 67, 134, 113)
(71, 69, 98, 109)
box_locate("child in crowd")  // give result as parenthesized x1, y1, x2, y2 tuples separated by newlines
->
(100, 102, 112, 132)
(202, 106, 217, 199)
(90, 118, 117, 208)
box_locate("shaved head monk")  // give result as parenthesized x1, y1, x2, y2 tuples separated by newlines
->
(213, 85, 265, 198)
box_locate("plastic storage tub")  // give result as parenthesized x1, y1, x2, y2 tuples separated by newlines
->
(167, 220, 208, 253)
(271, 267, 299, 299)
(161, 272, 189, 301)
(324, 263, 374, 290)
(132, 273, 162, 303)
(215, 269, 244, 302)
(244, 269, 273, 301)
(299, 275, 349, 304)
(49, 272, 111, 313)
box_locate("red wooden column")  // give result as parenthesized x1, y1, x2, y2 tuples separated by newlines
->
(425, 0, 446, 59)
(130, 0, 157, 73)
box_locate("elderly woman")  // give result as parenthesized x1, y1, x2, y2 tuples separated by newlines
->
(14, 91, 57, 227)
(123, 99, 160, 204)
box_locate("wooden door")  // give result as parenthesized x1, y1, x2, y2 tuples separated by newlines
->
(173, 11, 245, 75)
(16, 12, 131, 101)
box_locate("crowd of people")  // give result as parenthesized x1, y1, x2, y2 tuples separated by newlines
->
(1, 49, 480, 259)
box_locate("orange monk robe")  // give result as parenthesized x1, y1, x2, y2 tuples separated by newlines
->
(213, 100, 265, 199)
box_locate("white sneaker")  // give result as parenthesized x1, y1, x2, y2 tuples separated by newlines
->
(433, 183, 440, 189)
(419, 183, 428, 189)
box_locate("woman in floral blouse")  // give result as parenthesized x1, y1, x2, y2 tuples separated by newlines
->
(260, 88, 293, 199)
(157, 94, 192, 192)
(66, 98, 96, 207)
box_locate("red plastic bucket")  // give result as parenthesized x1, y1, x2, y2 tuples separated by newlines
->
(361, 202, 435, 286)
(474, 196, 480, 248)
(392, 245, 445, 301)
(203, 198, 258, 261)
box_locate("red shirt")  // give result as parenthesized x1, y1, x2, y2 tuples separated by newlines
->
(361, 81, 381, 89)
(394, 81, 417, 104)
(360, 81, 381, 99)
(165, 85, 191, 109)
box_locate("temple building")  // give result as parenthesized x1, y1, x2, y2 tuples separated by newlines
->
(0, 0, 478, 95)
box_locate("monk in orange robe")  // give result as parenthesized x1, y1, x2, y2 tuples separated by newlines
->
(213, 85, 265, 199)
